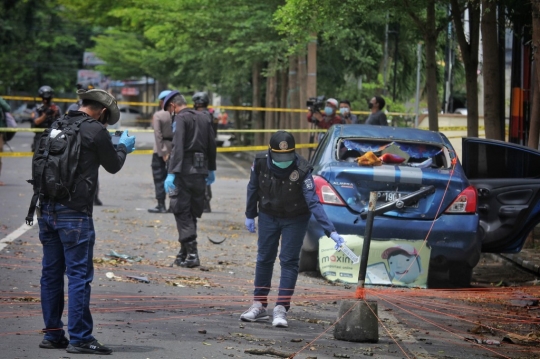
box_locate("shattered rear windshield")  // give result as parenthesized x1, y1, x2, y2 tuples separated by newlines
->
(338, 139, 451, 169)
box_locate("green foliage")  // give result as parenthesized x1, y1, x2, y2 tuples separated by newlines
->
(0, 0, 94, 94)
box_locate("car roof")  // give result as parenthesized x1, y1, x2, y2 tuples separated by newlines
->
(333, 124, 445, 145)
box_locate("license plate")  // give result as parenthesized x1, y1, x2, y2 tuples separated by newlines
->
(377, 191, 419, 208)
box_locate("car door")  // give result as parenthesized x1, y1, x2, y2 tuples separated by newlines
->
(461, 137, 540, 253)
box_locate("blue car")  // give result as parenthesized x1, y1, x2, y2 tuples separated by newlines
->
(301, 125, 540, 286)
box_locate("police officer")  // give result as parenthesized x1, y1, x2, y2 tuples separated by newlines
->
(32, 86, 61, 152)
(163, 91, 217, 268)
(241, 131, 346, 328)
(36, 89, 136, 354)
(192, 91, 217, 213)
(148, 90, 173, 213)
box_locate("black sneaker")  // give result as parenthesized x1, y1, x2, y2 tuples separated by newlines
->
(39, 336, 69, 349)
(66, 339, 112, 355)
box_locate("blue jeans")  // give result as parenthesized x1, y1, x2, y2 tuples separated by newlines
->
(254, 212, 310, 310)
(38, 202, 95, 344)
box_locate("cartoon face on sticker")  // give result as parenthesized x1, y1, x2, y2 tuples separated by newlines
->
(304, 178, 313, 189)
(289, 170, 299, 181)
(382, 244, 422, 284)
(279, 141, 288, 150)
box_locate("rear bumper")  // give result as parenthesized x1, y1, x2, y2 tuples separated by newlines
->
(305, 206, 481, 268)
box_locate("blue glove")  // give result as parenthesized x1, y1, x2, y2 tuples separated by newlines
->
(245, 218, 256, 233)
(164, 174, 176, 194)
(119, 130, 136, 153)
(206, 171, 215, 185)
(330, 232, 345, 250)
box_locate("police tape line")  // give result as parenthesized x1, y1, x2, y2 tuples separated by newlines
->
(2, 95, 410, 116)
(0, 143, 318, 157)
(0, 127, 484, 133)
(0, 128, 328, 133)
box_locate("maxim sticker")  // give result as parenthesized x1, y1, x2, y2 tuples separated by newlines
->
(289, 170, 299, 181)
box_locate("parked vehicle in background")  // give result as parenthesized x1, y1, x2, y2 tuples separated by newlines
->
(12, 104, 35, 124)
(454, 108, 468, 115)
(300, 125, 540, 287)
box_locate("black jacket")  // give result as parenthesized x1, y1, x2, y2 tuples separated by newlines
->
(53, 111, 128, 214)
(169, 108, 217, 175)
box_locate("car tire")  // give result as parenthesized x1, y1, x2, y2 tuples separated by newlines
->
(448, 261, 473, 287)
(298, 248, 318, 272)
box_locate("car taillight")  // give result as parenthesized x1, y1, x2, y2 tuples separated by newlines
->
(445, 186, 477, 213)
(313, 175, 345, 206)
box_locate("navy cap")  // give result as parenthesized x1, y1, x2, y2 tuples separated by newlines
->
(162, 90, 180, 110)
(269, 131, 296, 162)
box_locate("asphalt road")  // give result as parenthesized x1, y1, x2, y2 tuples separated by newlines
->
(1, 128, 540, 359)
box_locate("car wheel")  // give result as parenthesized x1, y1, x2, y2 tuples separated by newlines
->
(298, 248, 318, 272)
(448, 261, 473, 287)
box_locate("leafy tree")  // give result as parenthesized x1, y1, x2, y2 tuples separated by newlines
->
(0, 0, 94, 94)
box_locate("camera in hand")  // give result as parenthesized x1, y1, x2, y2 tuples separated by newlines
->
(307, 95, 326, 113)
(111, 130, 123, 147)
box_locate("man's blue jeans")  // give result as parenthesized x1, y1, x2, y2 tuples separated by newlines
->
(254, 212, 310, 311)
(38, 202, 95, 344)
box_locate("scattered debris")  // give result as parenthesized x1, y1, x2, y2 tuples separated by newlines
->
(502, 332, 540, 345)
(469, 324, 494, 335)
(208, 236, 227, 244)
(126, 275, 150, 283)
(290, 338, 303, 343)
(333, 354, 350, 358)
(198, 329, 207, 334)
(104, 250, 143, 263)
(135, 309, 155, 313)
(244, 348, 294, 358)
(509, 292, 539, 307)
(105, 272, 121, 280)
(464, 337, 500, 346)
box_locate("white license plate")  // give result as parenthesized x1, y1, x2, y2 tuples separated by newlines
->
(377, 191, 419, 208)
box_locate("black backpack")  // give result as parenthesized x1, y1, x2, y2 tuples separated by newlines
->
(25, 114, 91, 225)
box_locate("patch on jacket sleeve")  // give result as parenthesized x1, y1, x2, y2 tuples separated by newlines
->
(304, 177, 313, 189)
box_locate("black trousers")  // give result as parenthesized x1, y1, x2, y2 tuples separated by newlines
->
(151, 153, 167, 201)
(170, 174, 206, 243)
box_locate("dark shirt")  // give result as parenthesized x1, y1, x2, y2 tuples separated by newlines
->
(168, 108, 217, 175)
(246, 153, 336, 236)
(54, 111, 128, 214)
(365, 110, 388, 126)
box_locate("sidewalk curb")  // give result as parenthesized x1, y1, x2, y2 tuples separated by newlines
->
(499, 253, 540, 275)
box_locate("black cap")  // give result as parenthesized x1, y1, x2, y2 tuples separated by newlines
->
(269, 131, 296, 162)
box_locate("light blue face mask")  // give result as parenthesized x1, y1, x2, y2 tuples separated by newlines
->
(340, 107, 350, 115)
(272, 159, 293, 168)
(324, 106, 334, 116)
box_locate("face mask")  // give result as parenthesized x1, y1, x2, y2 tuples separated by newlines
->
(272, 159, 293, 168)
(368, 103, 374, 109)
(339, 108, 349, 115)
(324, 106, 334, 116)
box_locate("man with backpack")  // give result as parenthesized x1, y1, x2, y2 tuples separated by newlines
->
(29, 88, 136, 354)
(0, 95, 11, 186)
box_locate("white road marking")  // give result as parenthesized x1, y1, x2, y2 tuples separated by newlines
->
(0, 217, 35, 252)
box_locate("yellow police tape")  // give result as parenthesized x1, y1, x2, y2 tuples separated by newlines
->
(0, 143, 318, 157)
(2, 95, 404, 116)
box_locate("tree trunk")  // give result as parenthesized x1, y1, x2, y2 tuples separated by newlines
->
(482, 0, 503, 140)
(288, 55, 299, 132)
(252, 62, 263, 146)
(451, 0, 480, 137)
(425, 0, 439, 132)
(529, 1, 540, 150)
(279, 68, 288, 129)
(264, 72, 277, 145)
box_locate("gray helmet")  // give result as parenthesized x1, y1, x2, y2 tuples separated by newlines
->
(38, 85, 54, 99)
(192, 92, 209, 107)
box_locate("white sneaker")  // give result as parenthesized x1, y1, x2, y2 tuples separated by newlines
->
(272, 305, 288, 328)
(240, 301, 269, 322)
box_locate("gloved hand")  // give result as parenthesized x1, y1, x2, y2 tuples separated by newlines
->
(245, 218, 256, 233)
(119, 130, 136, 153)
(206, 171, 215, 185)
(330, 232, 345, 250)
(164, 173, 176, 194)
